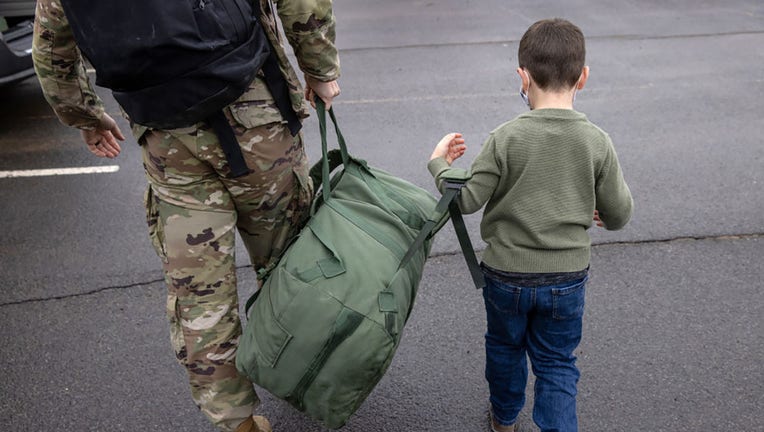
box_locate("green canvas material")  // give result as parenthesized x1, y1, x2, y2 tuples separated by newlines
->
(236, 101, 449, 429)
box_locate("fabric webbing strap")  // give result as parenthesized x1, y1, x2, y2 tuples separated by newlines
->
(207, 7, 302, 179)
(398, 187, 457, 270)
(255, 1, 301, 137)
(207, 110, 251, 178)
(289, 307, 364, 409)
(378, 291, 398, 337)
(260, 49, 302, 137)
(212, 51, 300, 179)
(315, 99, 350, 201)
(399, 181, 485, 289)
(447, 191, 486, 289)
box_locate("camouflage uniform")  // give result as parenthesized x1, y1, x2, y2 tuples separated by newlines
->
(32, 1, 339, 430)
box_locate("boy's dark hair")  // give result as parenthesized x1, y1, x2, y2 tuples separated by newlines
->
(518, 18, 586, 91)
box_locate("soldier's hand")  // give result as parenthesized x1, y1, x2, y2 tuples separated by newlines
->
(82, 113, 125, 159)
(304, 75, 340, 109)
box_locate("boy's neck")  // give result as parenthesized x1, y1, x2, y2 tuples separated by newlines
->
(529, 87, 576, 110)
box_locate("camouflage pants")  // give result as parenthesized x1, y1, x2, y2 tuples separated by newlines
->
(140, 118, 312, 431)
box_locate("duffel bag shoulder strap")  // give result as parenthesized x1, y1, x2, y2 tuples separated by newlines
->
(444, 181, 485, 289)
(400, 180, 486, 290)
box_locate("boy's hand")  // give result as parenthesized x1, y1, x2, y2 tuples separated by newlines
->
(593, 210, 605, 228)
(430, 133, 466, 165)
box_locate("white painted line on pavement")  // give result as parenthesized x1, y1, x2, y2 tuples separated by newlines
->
(0, 165, 120, 179)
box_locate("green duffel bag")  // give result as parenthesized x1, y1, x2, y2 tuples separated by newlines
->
(236, 101, 483, 429)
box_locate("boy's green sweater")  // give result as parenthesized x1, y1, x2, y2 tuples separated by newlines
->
(428, 108, 633, 273)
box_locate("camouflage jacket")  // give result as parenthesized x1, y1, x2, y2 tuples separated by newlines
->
(32, 0, 340, 135)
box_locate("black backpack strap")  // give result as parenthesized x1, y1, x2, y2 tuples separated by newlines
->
(400, 180, 486, 289)
(260, 50, 302, 137)
(205, 50, 301, 178)
(205, 2, 302, 179)
(207, 110, 252, 178)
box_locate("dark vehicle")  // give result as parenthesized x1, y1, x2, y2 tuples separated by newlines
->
(0, 1, 35, 86)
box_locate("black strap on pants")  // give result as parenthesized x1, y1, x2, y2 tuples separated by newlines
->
(207, 110, 251, 178)
(261, 49, 302, 137)
(207, 37, 302, 178)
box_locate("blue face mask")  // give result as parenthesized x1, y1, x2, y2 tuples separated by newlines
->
(520, 88, 531, 108)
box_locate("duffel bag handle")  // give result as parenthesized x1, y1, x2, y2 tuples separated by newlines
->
(315, 98, 350, 202)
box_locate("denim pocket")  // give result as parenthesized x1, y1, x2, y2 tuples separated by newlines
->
(552, 278, 587, 320)
(483, 277, 522, 315)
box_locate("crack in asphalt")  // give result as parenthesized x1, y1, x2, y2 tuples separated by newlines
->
(1, 232, 760, 308)
(0, 278, 167, 308)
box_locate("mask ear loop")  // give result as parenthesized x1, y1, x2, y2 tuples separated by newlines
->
(572, 70, 585, 105)
(519, 69, 532, 108)
(573, 79, 580, 104)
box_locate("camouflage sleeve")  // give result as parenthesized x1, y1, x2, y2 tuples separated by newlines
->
(274, 0, 340, 81)
(32, 0, 105, 130)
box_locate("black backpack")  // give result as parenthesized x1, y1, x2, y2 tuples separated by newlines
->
(60, 0, 300, 177)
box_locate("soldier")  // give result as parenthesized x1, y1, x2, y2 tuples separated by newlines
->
(32, 1, 340, 431)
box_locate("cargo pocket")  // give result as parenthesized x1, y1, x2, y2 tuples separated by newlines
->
(166, 293, 187, 367)
(251, 268, 296, 368)
(380, 268, 417, 337)
(227, 79, 281, 129)
(253, 312, 293, 369)
(228, 102, 261, 129)
(144, 186, 168, 263)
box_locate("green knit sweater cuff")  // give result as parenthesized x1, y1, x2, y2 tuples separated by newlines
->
(427, 157, 451, 178)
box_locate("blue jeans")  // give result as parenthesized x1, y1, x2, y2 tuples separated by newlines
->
(482, 266, 588, 432)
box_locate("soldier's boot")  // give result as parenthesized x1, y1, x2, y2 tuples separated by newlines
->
(235, 415, 272, 432)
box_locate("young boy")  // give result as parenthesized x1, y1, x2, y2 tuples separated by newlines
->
(428, 18, 633, 432)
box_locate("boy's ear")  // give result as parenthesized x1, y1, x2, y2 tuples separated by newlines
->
(516, 67, 530, 91)
(577, 66, 590, 90)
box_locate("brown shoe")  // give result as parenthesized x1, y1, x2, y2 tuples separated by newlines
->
(252, 416, 272, 432)
(489, 410, 516, 432)
(235, 415, 272, 432)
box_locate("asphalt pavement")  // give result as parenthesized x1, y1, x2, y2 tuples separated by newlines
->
(1, 1, 762, 431)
